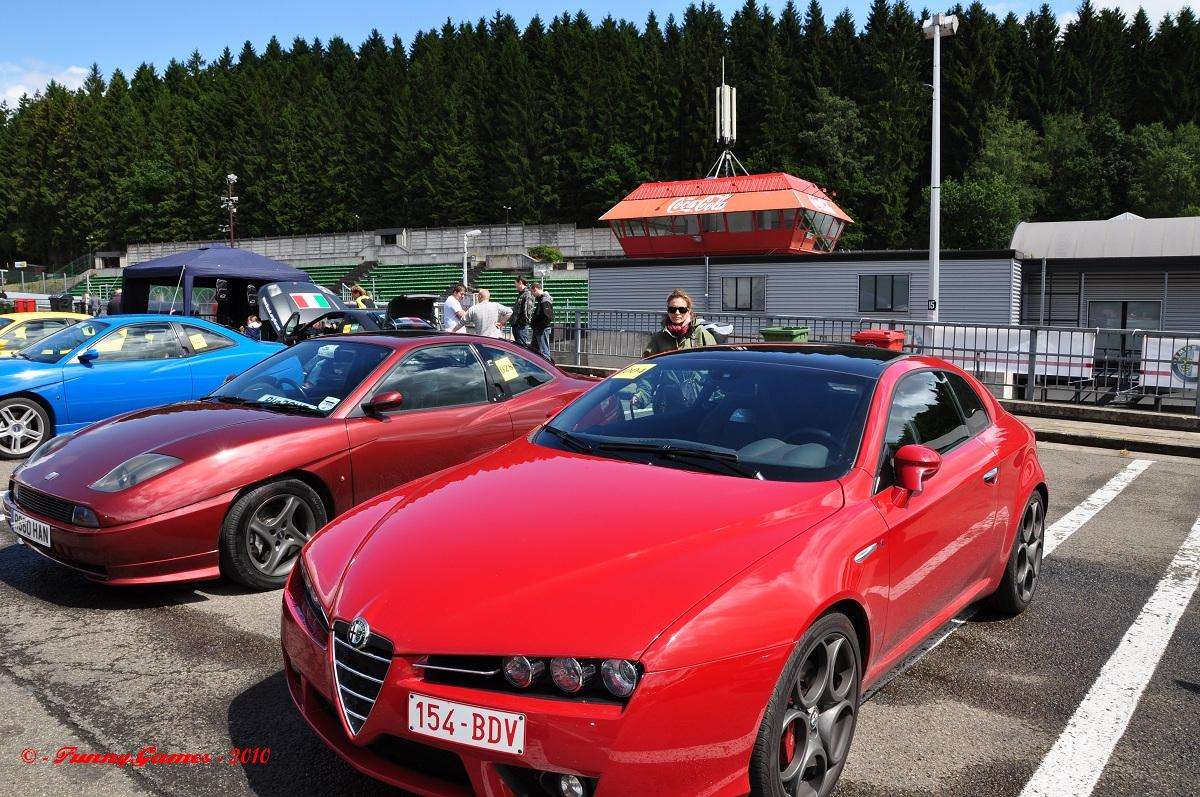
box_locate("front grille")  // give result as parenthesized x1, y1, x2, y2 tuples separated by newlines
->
(417, 655, 626, 705)
(332, 619, 393, 735)
(368, 735, 471, 787)
(13, 483, 76, 525)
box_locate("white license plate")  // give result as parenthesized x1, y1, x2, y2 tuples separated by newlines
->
(408, 693, 525, 755)
(10, 508, 51, 547)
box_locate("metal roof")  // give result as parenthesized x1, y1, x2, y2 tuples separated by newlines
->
(623, 172, 829, 200)
(1011, 215, 1200, 260)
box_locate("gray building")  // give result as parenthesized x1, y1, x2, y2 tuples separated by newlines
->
(1013, 214, 1200, 332)
(586, 250, 1022, 325)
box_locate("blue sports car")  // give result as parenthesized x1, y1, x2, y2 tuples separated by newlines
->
(0, 314, 282, 458)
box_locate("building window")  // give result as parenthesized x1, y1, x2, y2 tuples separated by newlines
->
(626, 219, 647, 237)
(726, 212, 753, 233)
(380, 233, 397, 246)
(646, 217, 674, 237)
(722, 276, 766, 312)
(701, 214, 725, 234)
(858, 274, 910, 313)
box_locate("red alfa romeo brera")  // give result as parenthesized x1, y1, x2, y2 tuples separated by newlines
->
(282, 344, 1047, 797)
(3, 333, 593, 589)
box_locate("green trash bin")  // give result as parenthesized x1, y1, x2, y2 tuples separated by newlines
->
(759, 326, 811, 343)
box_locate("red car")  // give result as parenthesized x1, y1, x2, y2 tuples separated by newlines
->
(3, 333, 593, 589)
(282, 344, 1047, 797)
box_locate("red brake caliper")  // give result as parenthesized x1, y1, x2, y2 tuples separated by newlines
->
(781, 721, 797, 766)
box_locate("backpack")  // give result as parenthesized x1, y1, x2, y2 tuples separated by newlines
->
(534, 294, 554, 326)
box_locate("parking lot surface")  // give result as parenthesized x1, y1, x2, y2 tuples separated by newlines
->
(0, 441, 1197, 796)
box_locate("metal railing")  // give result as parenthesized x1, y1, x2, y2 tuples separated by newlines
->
(547, 308, 1200, 416)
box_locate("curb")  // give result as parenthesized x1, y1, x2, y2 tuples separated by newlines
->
(1023, 424, 1200, 458)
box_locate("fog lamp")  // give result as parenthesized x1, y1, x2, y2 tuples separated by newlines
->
(502, 656, 545, 688)
(558, 774, 587, 797)
(550, 658, 595, 693)
(71, 505, 100, 528)
(600, 659, 639, 698)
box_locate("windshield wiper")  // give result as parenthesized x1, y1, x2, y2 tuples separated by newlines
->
(208, 395, 324, 415)
(209, 395, 252, 405)
(595, 441, 762, 479)
(542, 425, 595, 453)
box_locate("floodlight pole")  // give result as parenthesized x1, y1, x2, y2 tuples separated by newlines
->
(923, 13, 958, 322)
(462, 229, 482, 287)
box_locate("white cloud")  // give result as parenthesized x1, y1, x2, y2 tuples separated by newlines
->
(984, 0, 1191, 29)
(0, 60, 88, 105)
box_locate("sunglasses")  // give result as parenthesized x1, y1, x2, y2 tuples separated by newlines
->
(666, 305, 690, 314)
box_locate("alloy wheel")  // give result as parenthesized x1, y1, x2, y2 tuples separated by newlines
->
(1014, 497, 1044, 603)
(0, 402, 45, 457)
(245, 494, 316, 577)
(777, 632, 858, 797)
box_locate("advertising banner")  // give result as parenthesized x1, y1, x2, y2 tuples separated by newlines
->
(1140, 336, 1200, 389)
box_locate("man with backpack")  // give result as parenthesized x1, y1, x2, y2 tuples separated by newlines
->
(530, 281, 554, 361)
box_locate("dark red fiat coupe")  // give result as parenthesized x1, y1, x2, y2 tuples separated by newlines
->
(3, 333, 592, 588)
(283, 344, 1046, 797)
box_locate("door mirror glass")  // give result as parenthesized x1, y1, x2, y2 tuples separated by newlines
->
(223, 373, 237, 385)
(363, 390, 404, 416)
(283, 312, 301, 338)
(78, 348, 100, 364)
(893, 444, 941, 494)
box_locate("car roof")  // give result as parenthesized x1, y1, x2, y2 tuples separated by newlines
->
(94, 313, 222, 325)
(651, 343, 908, 378)
(0, 311, 90, 321)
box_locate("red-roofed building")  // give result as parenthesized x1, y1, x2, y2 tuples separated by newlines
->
(600, 172, 852, 258)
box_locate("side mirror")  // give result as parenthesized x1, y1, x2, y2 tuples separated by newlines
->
(363, 390, 403, 417)
(893, 444, 941, 495)
(223, 373, 237, 385)
(78, 348, 100, 364)
(283, 312, 301, 337)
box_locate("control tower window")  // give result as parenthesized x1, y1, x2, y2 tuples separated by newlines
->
(701, 214, 726, 233)
(646, 217, 674, 237)
(727, 212, 753, 233)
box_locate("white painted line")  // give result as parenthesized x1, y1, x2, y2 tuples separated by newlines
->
(864, 458, 1154, 703)
(1043, 459, 1154, 557)
(1020, 510, 1200, 797)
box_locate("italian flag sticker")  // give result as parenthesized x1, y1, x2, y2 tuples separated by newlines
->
(293, 293, 332, 309)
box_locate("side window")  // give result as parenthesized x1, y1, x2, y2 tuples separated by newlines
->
(181, 325, 235, 355)
(884, 372, 970, 456)
(943, 372, 991, 437)
(477, 345, 552, 397)
(92, 324, 183, 362)
(374, 345, 487, 411)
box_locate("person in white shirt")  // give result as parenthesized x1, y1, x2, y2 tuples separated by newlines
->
(453, 288, 511, 338)
(442, 284, 469, 332)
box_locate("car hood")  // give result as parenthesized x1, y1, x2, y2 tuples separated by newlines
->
(0, 357, 61, 391)
(16, 402, 327, 506)
(333, 437, 843, 662)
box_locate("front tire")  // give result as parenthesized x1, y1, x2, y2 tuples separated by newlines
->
(0, 397, 50, 459)
(750, 613, 861, 797)
(982, 490, 1045, 616)
(219, 479, 327, 590)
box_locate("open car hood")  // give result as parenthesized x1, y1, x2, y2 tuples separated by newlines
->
(257, 281, 348, 338)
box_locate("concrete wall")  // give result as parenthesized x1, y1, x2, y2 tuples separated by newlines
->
(127, 223, 622, 267)
(589, 255, 1021, 324)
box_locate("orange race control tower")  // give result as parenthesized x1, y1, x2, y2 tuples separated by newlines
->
(600, 172, 853, 259)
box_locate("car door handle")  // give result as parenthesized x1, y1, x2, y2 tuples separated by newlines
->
(983, 466, 999, 484)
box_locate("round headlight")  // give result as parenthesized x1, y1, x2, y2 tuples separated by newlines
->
(600, 659, 639, 698)
(549, 658, 595, 693)
(502, 656, 545, 688)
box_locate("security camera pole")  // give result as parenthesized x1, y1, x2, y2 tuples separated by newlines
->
(221, 174, 239, 247)
(923, 12, 958, 322)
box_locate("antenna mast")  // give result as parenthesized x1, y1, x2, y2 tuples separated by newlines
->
(707, 58, 749, 178)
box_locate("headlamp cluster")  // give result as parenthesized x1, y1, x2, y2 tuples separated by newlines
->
(502, 656, 640, 698)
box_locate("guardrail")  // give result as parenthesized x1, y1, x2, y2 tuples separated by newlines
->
(547, 308, 1200, 416)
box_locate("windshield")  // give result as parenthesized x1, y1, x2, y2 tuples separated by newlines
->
(538, 356, 875, 482)
(0, 318, 12, 330)
(211, 339, 390, 416)
(20, 320, 111, 363)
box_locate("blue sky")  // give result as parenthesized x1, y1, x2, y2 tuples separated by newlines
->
(1, 0, 1191, 104)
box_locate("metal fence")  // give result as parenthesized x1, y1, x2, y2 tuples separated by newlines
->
(547, 308, 1200, 415)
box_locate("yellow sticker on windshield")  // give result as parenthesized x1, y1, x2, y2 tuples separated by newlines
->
(612, 363, 656, 380)
(494, 356, 520, 382)
(188, 333, 208, 350)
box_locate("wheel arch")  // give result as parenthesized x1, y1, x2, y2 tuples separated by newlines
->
(0, 391, 56, 432)
(224, 469, 335, 524)
(820, 598, 872, 673)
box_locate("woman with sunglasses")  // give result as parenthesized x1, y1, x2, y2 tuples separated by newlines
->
(643, 289, 717, 357)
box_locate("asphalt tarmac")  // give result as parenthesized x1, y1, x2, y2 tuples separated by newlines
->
(0, 441, 1196, 797)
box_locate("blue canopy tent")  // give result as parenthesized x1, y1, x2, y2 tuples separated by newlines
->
(120, 245, 310, 325)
